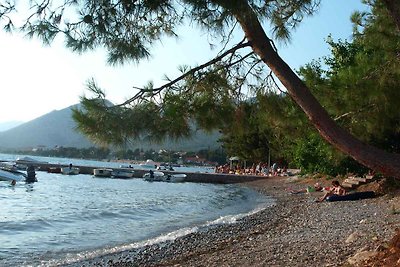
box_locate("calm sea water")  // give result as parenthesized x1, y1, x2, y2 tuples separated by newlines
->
(0, 154, 273, 266)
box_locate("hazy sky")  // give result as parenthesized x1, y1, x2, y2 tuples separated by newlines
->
(0, 1, 367, 123)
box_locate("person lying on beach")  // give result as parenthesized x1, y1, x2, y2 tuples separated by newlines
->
(290, 183, 323, 194)
(317, 180, 346, 202)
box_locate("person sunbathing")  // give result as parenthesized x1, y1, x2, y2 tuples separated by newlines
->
(290, 183, 323, 194)
(317, 180, 346, 202)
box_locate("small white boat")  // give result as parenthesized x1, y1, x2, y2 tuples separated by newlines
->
(0, 162, 18, 171)
(0, 169, 25, 182)
(163, 173, 187, 183)
(119, 164, 134, 169)
(15, 156, 48, 170)
(16, 156, 48, 164)
(112, 169, 135, 179)
(140, 159, 158, 169)
(143, 171, 164, 181)
(93, 168, 113, 178)
(156, 165, 174, 171)
(61, 166, 80, 175)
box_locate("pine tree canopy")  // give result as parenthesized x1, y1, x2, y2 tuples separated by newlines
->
(0, 0, 320, 146)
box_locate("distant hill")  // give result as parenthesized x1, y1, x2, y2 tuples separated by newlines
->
(0, 121, 24, 132)
(0, 104, 221, 151)
(0, 104, 94, 149)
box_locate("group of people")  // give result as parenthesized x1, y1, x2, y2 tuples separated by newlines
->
(317, 180, 346, 202)
(215, 162, 287, 176)
(290, 180, 346, 202)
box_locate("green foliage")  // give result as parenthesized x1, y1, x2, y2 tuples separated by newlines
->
(298, 1, 400, 144)
(288, 132, 368, 176)
(219, 101, 273, 163)
(196, 148, 227, 164)
(291, 132, 336, 175)
(290, 1, 400, 174)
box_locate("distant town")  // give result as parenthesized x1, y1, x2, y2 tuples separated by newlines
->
(0, 146, 227, 167)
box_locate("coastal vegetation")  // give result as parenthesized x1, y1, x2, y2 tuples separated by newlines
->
(1, 1, 399, 178)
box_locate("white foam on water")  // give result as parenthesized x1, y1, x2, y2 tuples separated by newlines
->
(36, 201, 275, 267)
(205, 200, 275, 226)
(35, 226, 200, 266)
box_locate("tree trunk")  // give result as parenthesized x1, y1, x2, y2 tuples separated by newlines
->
(226, 1, 400, 179)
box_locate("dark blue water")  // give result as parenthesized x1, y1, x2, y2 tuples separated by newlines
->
(0, 155, 273, 266)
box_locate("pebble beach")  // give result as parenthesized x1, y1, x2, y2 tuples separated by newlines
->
(73, 176, 400, 267)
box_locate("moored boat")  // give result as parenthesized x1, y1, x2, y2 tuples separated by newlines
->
(61, 166, 80, 175)
(93, 168, 113, 178)
(143, 171, 164, 181)
(156, 164, 174, 171)
(112, 169, 135, 179)
(139, 159, 158, 169)
(163, 173, 186, 183)
(143, 171, 186, 183)
(0, 161, 18, 172)
(47, 167, 62, 173)
(0, 168, 25, 182)
(15, 156, 48, 170)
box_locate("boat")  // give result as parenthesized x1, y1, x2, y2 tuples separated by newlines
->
(119, 164, 134, 169)
(61, 166, 80, 175)
(0, 161, 18, 172)
(143, 171, 186, 183)
(143, 171, 165, 181)
(112, 169, 135, 179)
(93, 168, 113, 178)
(139, 159, 158, 169)
(16, 156, 48, 164)
(15, 156, 48, 170)
(0, 169, 25, 182)
(163, 173, 187, 183)
(156, 165, 174, 171)
(47, 167, 62, 173)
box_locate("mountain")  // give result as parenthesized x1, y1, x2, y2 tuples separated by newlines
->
(0, 121, 24, 132)
(0, 104, 93, 149)
(0, 104, 221, 151)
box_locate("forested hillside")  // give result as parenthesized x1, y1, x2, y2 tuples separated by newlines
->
(0, 104, 220, 151)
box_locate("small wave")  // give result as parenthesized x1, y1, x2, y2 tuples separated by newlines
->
(205, 201, 274, 226)
(38, 200, 274, 266)
(37, 226, 200, 266)
(0, 218, 52, 234)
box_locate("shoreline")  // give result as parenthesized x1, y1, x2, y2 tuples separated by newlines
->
(72, 176, 399, 267)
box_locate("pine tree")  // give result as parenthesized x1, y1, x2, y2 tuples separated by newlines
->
(2, 0, 400, 178)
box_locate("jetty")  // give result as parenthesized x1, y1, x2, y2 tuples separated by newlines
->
(4, 161, 267, 184)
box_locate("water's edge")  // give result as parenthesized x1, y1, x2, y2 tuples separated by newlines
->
(59, 196, 275, 267)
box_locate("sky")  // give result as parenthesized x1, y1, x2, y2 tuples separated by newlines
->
(0, 1, 368, 124)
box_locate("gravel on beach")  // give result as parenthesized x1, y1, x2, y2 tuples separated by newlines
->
(74, 176, 400, 267)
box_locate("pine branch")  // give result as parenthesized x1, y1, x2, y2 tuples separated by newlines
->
(115, 39, 252, 107)
(334, 104, 376, 121)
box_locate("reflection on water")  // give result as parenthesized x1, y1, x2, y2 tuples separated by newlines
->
(25, 183, 34, 192)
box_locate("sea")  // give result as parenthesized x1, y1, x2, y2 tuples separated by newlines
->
(0, 153, 274, 266)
